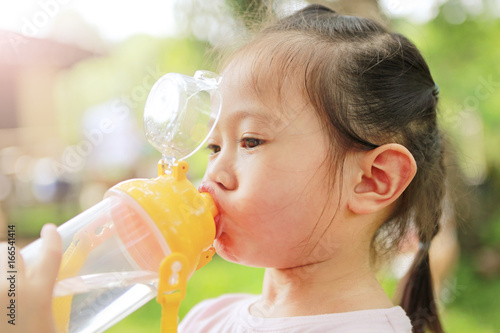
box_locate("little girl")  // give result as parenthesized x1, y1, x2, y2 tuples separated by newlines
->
(182, 4, 446, 332)
(1, 4, 446, 333)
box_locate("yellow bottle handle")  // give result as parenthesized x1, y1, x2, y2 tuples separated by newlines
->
(157, 253, 189, 333)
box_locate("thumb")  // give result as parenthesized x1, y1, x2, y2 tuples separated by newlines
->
(35, 224, 63, 287)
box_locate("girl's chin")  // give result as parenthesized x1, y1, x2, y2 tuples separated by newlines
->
(214, 249, 239, 264)
(213, 236, 260, 266)
(213, 234, 238, 263)
(214, 238, 270, 268)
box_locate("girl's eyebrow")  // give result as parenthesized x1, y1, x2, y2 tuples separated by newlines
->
(227, 109, 273, 125)
(208, 109, 275, 131)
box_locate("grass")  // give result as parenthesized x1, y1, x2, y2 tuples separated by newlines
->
(440, 257, 500, 332)
(9, 202, 77, 238)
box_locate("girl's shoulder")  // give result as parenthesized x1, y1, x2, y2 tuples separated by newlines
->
(179, 293, 412, 333)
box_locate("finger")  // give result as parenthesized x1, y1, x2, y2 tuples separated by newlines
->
(37, 224, 63, 286)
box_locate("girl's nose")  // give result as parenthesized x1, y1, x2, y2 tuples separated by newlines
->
(205, 154, 237, 191)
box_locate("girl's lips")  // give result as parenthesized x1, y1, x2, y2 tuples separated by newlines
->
(198, 183, 222, 239)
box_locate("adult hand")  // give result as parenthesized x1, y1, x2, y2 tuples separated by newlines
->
(1, 224, 62, 333)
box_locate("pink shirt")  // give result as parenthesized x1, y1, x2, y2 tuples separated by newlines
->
(179, 293, 412, 332)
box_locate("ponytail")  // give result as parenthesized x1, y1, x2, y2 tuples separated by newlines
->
(400, 242, 444, 333)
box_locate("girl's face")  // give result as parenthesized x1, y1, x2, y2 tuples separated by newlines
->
(200, 60, 342, 269)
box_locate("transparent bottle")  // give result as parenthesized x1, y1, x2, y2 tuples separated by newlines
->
(20, 70, 222, 333)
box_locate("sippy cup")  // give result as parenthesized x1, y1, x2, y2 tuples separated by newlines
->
(20, 70, 222, 333)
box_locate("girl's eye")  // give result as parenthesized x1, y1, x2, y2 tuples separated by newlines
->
(207, 144, 221, 154)
(240, 138, 264, 149)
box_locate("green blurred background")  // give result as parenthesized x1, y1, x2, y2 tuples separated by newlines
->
(1, 0, 499, 332)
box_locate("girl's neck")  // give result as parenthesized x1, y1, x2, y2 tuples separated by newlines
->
(251, 248, 394, 318)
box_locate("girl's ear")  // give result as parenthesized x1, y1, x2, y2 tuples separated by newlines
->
(348, 144, 417, 215)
